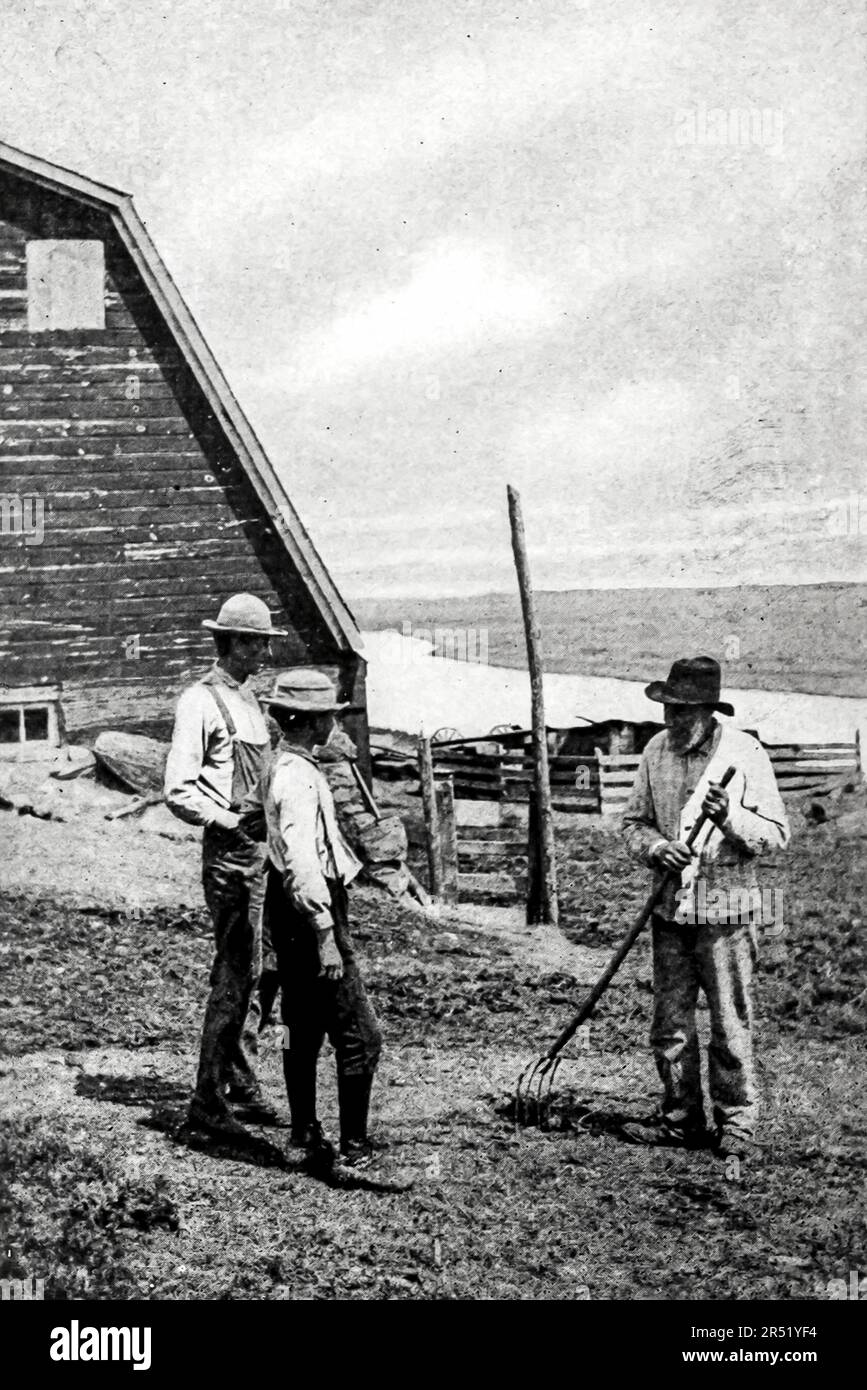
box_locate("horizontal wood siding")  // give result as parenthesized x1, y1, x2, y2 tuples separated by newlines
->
(0, 173, 344, 730)
(60, 660, 360, 742)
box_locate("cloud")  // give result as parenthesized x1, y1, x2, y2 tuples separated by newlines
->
(280, 240, 555, 386)
(509, 379, 703, 491)
(220, 17, 665, 205)
(273, 218, 716, 396)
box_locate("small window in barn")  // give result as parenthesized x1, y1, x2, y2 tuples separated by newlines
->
(26, 240, 105, 331)
(0, 709, 20, 744)
(0, 688, 61, 759)
(23, 706, 50, 741)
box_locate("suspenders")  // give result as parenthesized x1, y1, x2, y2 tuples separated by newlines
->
(205, 683, 265, 811)
(207, 683, 238, 739)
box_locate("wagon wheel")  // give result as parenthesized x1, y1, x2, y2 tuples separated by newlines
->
(431, 726, 463, 744)
(489, 724, 520, 737)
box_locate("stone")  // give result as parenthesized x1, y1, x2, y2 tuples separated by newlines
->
(433, 931, 461, 953)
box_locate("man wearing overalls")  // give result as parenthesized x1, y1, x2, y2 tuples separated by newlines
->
(165, 593, 285, 1136)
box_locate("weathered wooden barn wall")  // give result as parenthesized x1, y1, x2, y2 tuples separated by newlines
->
(0, 170, 363, 741)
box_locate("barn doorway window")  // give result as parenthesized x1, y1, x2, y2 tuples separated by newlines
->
(0, 686, 62, 759)
(26, 240, 105, 331)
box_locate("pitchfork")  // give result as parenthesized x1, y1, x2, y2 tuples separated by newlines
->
(514, 765, 737, 1128)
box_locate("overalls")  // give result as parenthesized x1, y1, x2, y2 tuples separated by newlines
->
(194, 685, 268, 1111)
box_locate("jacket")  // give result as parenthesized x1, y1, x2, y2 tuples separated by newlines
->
(621, 719, 790, 923)
(261, 742, 362, 933)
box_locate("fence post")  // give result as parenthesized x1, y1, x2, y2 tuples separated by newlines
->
(507, 484, 558, 925)
(418, 734, 443, 899)
(437, 776, 459, 904)
(526, 782, 542, 923)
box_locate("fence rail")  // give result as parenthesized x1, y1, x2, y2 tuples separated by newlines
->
(452, 801, 528, 903)
(596, 740, 862, 814)
(431, 735, 861, 818)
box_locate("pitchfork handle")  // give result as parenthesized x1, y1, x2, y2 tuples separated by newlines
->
(541, 764, 737, 1060)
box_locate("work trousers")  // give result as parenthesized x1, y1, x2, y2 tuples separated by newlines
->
(193, 839, 266, 1109)
(266, 871, 382, 1092)
(650, 915, 759, 1134)
(242, 907, 279, 1042)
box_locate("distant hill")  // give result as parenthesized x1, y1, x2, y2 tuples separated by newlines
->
(353, 583, 867, 698)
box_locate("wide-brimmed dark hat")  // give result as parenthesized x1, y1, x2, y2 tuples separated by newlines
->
(261, 668, 352, 715)
(645, 656, 734, 717)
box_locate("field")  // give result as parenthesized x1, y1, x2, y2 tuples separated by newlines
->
(1, 786, 865, 1302)
(354, 582, 867, 697)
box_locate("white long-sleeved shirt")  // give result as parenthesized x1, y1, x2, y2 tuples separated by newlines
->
(262, 743, 362, 932)
(163, 664, 269, 829)
(622, 719, 790, 921)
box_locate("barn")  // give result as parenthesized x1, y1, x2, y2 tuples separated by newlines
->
(0, 142, 368, 769)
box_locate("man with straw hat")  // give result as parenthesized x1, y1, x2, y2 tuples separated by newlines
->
(621, 656, 789, 1159)
(259, 668, 406, 1187)
(165, 593, 286, 1137)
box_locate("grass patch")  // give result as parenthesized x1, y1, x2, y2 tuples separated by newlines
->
(0, 897, 211, 1055)
(0, 1114, 179, 1300)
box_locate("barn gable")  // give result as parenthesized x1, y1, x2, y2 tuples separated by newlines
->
(0, 143, 365, 749)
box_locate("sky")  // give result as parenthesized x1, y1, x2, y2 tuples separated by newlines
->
(1, 0, 865, 598)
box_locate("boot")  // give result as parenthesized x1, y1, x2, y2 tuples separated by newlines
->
(336, 1070, 375, 1157)
(226, 1084, 285, 1127)
(282, 1050, 319, 1142)
(620, 1109, 708, 1149)
(289, 1120, 336, 1175)
(715, 1124, 760, 1160)
(331, 1074, 414, 1193)
(188, 1095, 250, 1140)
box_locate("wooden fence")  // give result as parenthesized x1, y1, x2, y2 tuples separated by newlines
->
(598, 738, 862, 815)
(422, 735, 862, 905)
(432, 735, 862, 819)
(452, 797, 529, 904)
(430, 744, 599, 812)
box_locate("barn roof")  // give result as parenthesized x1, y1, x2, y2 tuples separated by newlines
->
(0, 140, 363, 655)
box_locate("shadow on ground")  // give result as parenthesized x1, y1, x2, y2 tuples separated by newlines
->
(76, 1070, 288, 1170)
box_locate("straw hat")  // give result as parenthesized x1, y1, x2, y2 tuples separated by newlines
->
(261, 668, 351, 715)
(202, 593, 287, 636)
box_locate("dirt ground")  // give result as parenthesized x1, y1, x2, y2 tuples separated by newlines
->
(0, 779, 865, 1301)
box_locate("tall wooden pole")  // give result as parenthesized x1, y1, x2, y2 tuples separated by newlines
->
(437, 776, 459, 905)
(418, 734, 444, 899)
(507, 485, 558, 925)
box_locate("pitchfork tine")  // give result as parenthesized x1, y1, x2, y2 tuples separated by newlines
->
(516, 1055, 546, 1124)
(514, 1062, 531, 1123)
(531, 1054, 555, 1127)
(539, 1055, 563, 1125)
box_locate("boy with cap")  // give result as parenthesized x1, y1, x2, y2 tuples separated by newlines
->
(621, 656, 789, 1158)
(259, 669, 387, 1180)
(165, 593, 285, 1136)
